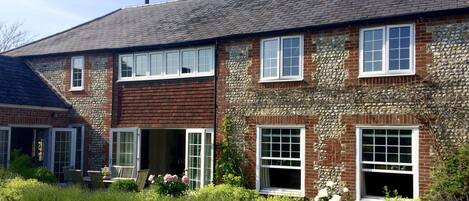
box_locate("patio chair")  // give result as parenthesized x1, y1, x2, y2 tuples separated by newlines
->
(62, 166, 72, 184)
(87, 170, 105, 190)
(136, 169, 150, 191)
(111, 166, 135, 178)
(69, 170, 85, 187)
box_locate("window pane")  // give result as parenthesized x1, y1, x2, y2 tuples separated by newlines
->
(260, 168, 301, 190)
(363, 172, 414, 198)
(362, 29, 383, 72)
(182, 50, 196, 74)
(72, 57, 84, 87)
(388, 26, 411, 71)
(262, 39, 278, 78)
(166, 52, 179, 75)
(150, 53, 164, 76)
(282, 37, 300, 77)
(121, 56, 133, 78)
(135, 54, 148, 77)
(198, 48, 213, 73)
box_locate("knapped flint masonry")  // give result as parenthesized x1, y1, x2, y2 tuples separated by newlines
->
(1, 0, 468, 199)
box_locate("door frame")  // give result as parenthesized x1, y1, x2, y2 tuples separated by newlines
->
(50, 128, 77, 173)
(0, 126, 11, 167)
(69, 124, 85, 171)
(185, 128, 214, 188)
(109, 127, 140, 178)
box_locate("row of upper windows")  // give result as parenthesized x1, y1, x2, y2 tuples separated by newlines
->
(70, 24, 415, 90)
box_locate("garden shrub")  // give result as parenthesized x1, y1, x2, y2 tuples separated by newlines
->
(428, 144, 469, 201)
(0, 178, 44, 201)
(28, 167, 57, 184)
(222, 173, 243, 187)
(7, 150, 57, 184)
(0, 168, 21, 180)
(215, 115, 246, 186)
(152, 174, 188, 197)
(109, 180, 138, 192)
(190, 184, 261, 201)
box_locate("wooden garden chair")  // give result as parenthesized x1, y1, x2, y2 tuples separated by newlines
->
(87, 170, 105, 190)
(136, 169, 150, 191)
(69, 170, 85, 187)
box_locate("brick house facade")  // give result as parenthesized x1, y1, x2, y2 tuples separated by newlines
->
(2, 0, 469, 200)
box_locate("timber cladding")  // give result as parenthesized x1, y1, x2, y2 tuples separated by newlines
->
(115, 77, 215, 128)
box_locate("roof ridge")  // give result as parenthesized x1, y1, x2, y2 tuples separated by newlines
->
(1, 8, 122, 55)
(122, 0, 183, 9)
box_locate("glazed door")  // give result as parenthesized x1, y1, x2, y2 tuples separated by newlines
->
(109, 128, 140, 178)
(0, 127, 11, 167)
(185, 128, 213, 189)
(50, 128, 76, 182)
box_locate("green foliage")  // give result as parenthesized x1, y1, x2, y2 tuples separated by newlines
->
(152, 175, 188, 197)
(109, 180, 138, 192)
(0, 168, 21, 180)
(8, 149, 32, 173)
(7, 150, 57, 184)
(0, 177, 301, 201)
(215, 115, 246, 186)
(222, 173, 243, 187)
(428, 144, 469, 201)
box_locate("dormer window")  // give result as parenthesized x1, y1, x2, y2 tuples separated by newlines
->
(359, 24, 415, 77)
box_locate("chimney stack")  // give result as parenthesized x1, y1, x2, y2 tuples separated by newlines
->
(145, 0, 150, 4)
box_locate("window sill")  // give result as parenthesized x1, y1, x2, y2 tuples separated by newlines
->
(258, 78, 303, 83)
(361, 196, 384, 201)
(259, 188, 303, 197)
(117, 74, 214, 82)
(69, 88, 84, 92)
(358, 71, 415, 78)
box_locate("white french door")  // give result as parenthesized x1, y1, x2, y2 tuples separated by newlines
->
(185, 128, 214, 189)
(0, 127, 11, 167)
(50, 128, 76, 182)
(109, 128, 140, 178)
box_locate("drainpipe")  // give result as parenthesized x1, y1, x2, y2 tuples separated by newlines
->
(212, 39, 219, 182)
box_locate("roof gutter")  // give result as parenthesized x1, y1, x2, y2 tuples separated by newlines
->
(0, 103, 69, 112)
(11, 6, 469, 58)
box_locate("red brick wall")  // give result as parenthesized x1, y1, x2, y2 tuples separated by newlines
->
(115, 77, 215, 128)
(0, 107, 69, 127)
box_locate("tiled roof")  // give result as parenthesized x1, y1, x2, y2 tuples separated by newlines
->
(5, 0, 469, 56)
(0, 55, 69, 109)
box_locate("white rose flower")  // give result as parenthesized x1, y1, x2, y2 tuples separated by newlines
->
(313, 195, 320, 201)
(343, 187, 349, 193)
(326, 181, 334, 187)
(318, 188, 329, 198)
(330, 194, 341, 201)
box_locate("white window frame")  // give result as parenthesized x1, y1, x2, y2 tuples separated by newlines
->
(134, 53, 150, 77)
(184, 128, 214, 189)
(359, 24, 415, 78)
(70, 56, 84, 91)
(355, 126, 419, 201)
(256, 125, 305, 197)
(69, 124, 85, 172)
(118, 46, 215, 82)
(260, 35, 304, 82)
(0, 126, 11, 167)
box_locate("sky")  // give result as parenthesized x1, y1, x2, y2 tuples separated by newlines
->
(0, 0, 164, 40)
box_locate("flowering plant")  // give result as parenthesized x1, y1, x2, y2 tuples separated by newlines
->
(314, 181, 352, 201)
(153, 173, 189, 197)
(101, 166, 111, 177)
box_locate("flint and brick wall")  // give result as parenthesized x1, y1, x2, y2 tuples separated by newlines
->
(27, 53, 114, 170)
(216, 14, 469, 199)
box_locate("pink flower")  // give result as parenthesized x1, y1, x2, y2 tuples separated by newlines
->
(182, 175, 189, 185)
(172, 175, 178, 182)
(163, 174, 172, 183)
